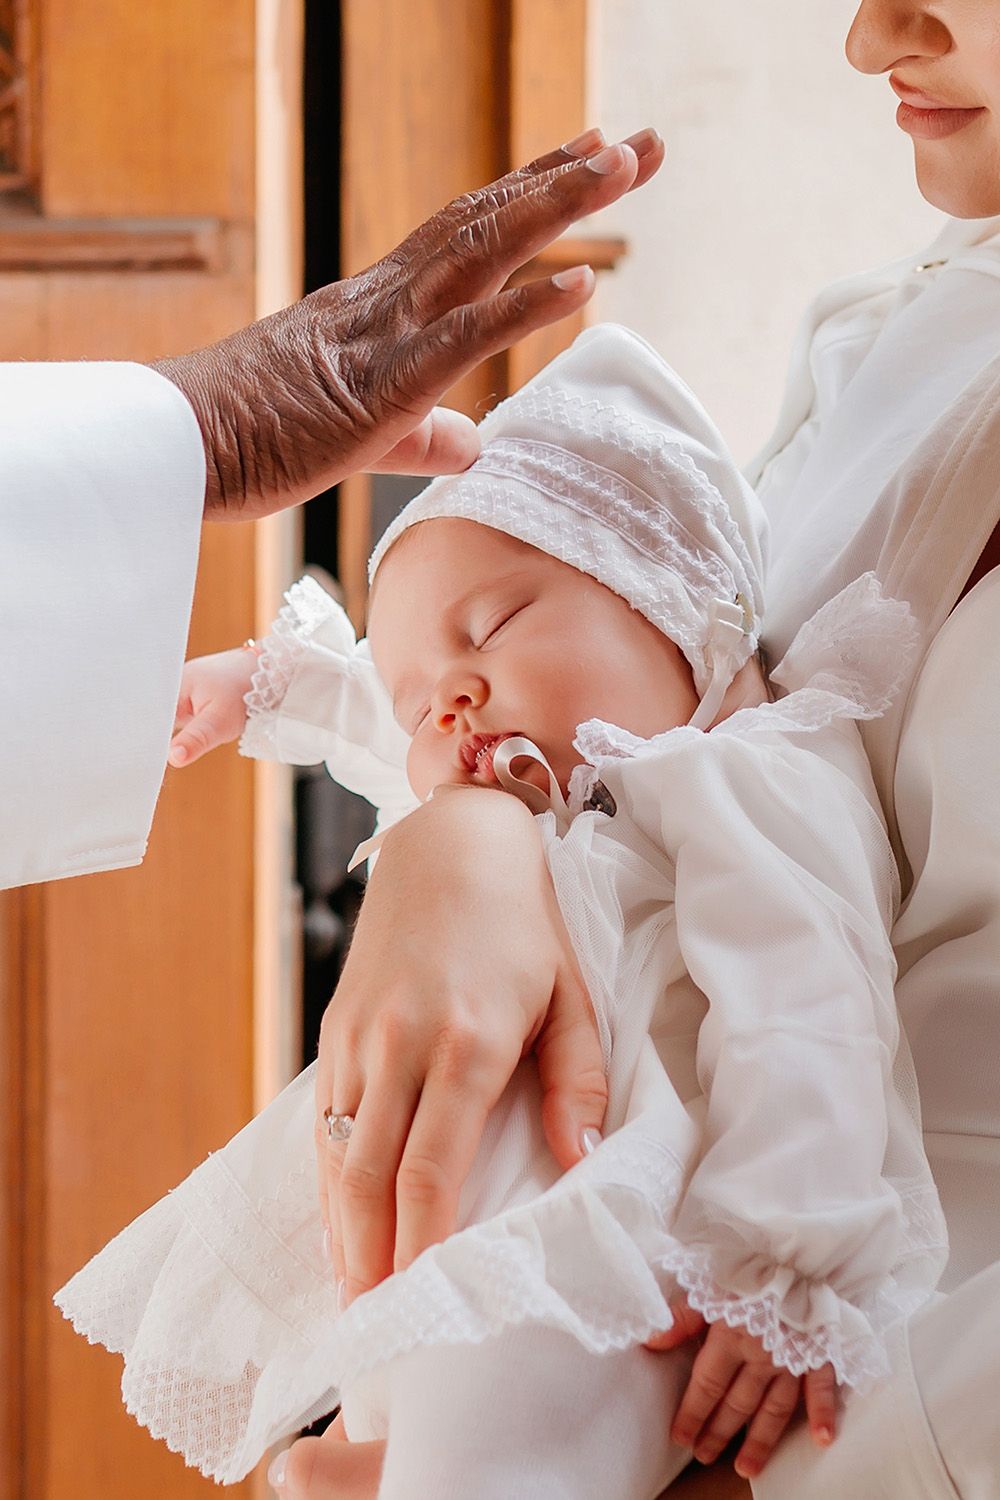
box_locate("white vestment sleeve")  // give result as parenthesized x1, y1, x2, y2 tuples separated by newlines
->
(0, 362, 205, 890)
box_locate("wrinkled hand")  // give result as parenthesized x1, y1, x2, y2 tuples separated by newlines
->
(316, 785, 608, 1306)
(154, 126, 664, 520)
(648, 1296, 838, 1481)
(168, 647, 257, 766)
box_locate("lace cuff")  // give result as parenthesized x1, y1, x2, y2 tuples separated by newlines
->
(238, 576, 413, 819)
(240, 575, 357, 762)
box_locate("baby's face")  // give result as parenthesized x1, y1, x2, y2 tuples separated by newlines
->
(367, 519, 699, 802)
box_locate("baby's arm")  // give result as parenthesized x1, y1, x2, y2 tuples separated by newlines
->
(648, 725, 944, 1465)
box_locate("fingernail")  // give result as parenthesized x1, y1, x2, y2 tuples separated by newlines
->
(322, 1227, 333, 1267)
(624, 126, 662, 155)
(586, 143, 626, 175)
(735, 1456, 758, 1479)
(562, 127, 605, 158)
(552, 265, 592, 293)
(267, 1449, 288, 1490)
(581, 1127, 602, 1156)
(336, 1278, 347, 1313)
(169, 745, 187, 765)
(817, 1424, 834, 1445)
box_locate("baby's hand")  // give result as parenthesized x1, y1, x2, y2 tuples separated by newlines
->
(168, 646, 259, 767)
(649, 1297, 837, 1480)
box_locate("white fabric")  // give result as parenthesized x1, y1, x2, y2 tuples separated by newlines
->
(740, 215, 1000, 1497)
(371, 324, 768, 699)
(54, 579, 947, 1489)
(0, 361, 205, 889)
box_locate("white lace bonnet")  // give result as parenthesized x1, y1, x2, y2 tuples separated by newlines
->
(370, 323, 768, 729)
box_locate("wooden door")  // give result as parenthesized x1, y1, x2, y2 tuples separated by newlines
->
(0, 3, 300, 1497)
(337, 0, 624, 626)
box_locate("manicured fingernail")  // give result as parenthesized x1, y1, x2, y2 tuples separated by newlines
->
(267, 1449, 288, 1489)
(336, 1278, 347, 1313)
(624, 126, 662, 155)
(581, 1127, 603, 1156)
(735, 1459, 756, 1479)
(552, 265, 592, 292)
(169, 745, 187, 765)
(562, 127, 605, 158)
(586, 143, 626, 175)
(817, 1424, 834, 1445)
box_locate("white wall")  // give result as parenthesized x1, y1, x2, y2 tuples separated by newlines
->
(587, 0, 943, 462)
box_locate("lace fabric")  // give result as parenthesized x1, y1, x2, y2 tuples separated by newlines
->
(54, 576, 946, 1485)
(240, 575, 341, 761)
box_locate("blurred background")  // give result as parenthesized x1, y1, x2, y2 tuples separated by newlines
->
(0, 2, 940, 1496)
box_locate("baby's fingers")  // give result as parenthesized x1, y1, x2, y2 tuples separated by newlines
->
(168, 709, 230, 767)
(733, 1371, 800, 1480)
(804, 1364, 838, 1448)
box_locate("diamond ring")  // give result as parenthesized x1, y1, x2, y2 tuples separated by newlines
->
(323, 1109, 355, 1143)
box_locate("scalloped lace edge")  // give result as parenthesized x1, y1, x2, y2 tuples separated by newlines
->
(240, 576, 343, 761)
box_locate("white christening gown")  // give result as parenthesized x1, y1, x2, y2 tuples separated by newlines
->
(55, 574, 948, 1498)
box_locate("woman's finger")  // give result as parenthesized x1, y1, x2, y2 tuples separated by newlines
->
(733, 1372, 801, 1480)
(270, 1429, 386, 1499)
(670, 1334, 743, 1450)
(691, 1363, 773, 1467)
(644, 1295, 707, 1353)
(336, 1060, 422, 1304)
(391, 1043, 515, 1274)
(803, 1364, 838, 1447)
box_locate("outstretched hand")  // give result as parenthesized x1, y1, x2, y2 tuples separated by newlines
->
(648, 1295, 838, 1481)
(154, 126, 665, 520)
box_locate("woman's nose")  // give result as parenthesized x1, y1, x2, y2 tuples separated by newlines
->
(846, 0, 951, 75)
(432, 673, 488, 731)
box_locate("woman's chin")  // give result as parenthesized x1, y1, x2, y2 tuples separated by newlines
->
(913, 152, 1000, 219)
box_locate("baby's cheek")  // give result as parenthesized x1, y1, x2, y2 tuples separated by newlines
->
(406, 732, 455, 801)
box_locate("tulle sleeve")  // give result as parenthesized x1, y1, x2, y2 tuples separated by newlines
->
(575, 575, 948, 1389)
(239, 575, 418, 825)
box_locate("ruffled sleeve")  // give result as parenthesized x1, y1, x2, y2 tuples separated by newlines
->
(574, 576, 947, 1389)
(240, 575, 417, 825)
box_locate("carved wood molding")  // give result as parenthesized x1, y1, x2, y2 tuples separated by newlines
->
(0, 0, 33, 195)
(0, 202, 227, 271)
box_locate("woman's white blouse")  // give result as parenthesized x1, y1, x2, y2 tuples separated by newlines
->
(751, 214, 1000, 1292)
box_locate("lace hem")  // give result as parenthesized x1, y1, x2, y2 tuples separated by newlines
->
(239, 575, 351, 761)
(53, 1109, 937, 1483)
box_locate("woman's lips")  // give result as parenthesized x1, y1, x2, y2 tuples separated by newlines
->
(896, 101, 986, 140)
(890, 78, 985, 141)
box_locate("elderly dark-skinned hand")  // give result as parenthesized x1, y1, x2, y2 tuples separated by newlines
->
(154, 126, 664, 521)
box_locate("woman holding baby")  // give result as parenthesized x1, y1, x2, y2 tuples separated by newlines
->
(39, 1, 1000, 1496)
(273, 3, 1000, 1495)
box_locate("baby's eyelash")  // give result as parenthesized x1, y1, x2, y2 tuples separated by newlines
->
(478, 604, 524, 646)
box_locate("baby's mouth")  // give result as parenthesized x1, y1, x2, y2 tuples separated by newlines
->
(459, 732, 520, 786)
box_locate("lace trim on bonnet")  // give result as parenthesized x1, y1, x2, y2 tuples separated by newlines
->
(369, 387, 763, 691)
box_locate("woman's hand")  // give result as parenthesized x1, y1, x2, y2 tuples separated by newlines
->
(168, 647, 257, 766)
(649, 1296, 837, 1481)
(155, 127, 665, 520)
(315, 786, 608, 1305)
(268, 1416, 385, 1500)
